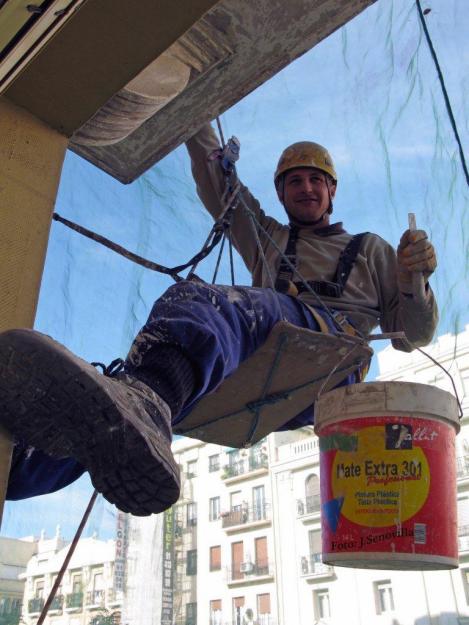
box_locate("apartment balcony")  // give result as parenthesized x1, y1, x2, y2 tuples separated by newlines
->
(221, 503, 271, 533)
(28, 597, 45, 614)
(86, 590, 106, 608)
(300, 554, 335, 581)
(296, 495, 321, 520)
(49, 594, 64, 613)
(226, 561, 274, 586)
(221, 456, 268, 484)
(65, 592, 84, 611)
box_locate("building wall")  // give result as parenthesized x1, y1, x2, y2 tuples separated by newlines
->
(20, 530, 123, 625)
(0, 536, 37, 625)
(168, 438, 277, 625)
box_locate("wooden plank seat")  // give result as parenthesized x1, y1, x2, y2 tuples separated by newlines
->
(173, 321, 373, 448)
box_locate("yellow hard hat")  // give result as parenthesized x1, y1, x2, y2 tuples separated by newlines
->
(274, 141, 337, 185)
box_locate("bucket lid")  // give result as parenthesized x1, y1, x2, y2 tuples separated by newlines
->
(314, 381, 460, 433)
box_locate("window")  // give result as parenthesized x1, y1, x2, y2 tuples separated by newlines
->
(254, 536, 268, 575)
(35, 580, 45, 598)
(186, 601, 197, 625)
(187, 459, 197, 478)
(308, 529, 322, 570)
(314, 589, 331, 619)
(186, 549, 197, 576)
(209, 496, 220, 521)
(230, 490, 242, 511)
(210, 599, 222, 625)
(91, 571, 104, 604)
(227, 450, 242, 476)
(231, 542, 244, 581)
(209, 454, 220, 472)
(210, 546, 221, 571)
(374, 580, 395, 614)
(187, 502, 197, 526)
(257, 593, 271, 625)
(252, 485, 266, 520)
(233, 596, 245, 625)
(71, 574, 82, 594)
(93, 572, 104, 591)
(250, 442, 267, 469)
(0, 598, 11, 615)
(305, 474, 321, 513)
(11, 598, 22, 615)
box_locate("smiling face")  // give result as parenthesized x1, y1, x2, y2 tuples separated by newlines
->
(280, 167, 336, 226)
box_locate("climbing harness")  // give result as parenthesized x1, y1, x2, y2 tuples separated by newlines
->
(275, 227, 369, 299)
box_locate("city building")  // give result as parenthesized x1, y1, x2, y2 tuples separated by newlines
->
(172, 436, 276, 625)
(0, 535, 37, 625)
(20, 526, 123, 625)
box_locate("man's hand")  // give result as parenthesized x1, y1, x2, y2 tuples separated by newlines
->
(397, 229, 437, 293)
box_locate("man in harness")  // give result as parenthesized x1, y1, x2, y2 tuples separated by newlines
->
(0, 123, 438, 516)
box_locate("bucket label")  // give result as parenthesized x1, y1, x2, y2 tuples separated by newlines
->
(331, 425, 430, 527)
(319, 416, 457, 560)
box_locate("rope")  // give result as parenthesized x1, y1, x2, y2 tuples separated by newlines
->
(416, 0, 469, 187)
(243, 200, 285, 321)
(53, 213, 224, 282)
(215, 116, 226, 148)
(245, 333, 288, 444)
(212, 232, 227, 283)
(228, 233, 236, 286)
(36, 490, 99, 625)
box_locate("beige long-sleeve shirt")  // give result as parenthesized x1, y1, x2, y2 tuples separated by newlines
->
(186, 124, 438, 352)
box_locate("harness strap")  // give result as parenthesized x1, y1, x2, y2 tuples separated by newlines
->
(302, 303, 330, 334)
(275, 228, 369, 299)
(274, 225, 299, 294)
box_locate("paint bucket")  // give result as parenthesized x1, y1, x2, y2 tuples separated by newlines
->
(314, 381, 460, 570)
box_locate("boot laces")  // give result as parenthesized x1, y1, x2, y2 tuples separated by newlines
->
(91, 358, 125, 377)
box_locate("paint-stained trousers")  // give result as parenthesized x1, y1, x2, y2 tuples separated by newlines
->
(7, 281, 356, 500)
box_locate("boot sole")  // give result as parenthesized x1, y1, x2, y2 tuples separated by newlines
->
(0, 329, 180, 516)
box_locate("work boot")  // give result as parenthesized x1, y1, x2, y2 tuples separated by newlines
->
(0, 329, 180, 516)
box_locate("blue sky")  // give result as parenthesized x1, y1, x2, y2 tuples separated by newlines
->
(2, 0, 468, 540)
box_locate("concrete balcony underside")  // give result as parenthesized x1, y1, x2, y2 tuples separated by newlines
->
(8, 0, 377, 183)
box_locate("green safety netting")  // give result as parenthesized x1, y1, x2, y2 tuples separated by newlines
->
(2, 0, 467, 623)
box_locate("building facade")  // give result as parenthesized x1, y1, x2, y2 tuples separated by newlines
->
(0, 535, 37, 625)
(169, 437, 278, 625)
(20, 527, 123, 625)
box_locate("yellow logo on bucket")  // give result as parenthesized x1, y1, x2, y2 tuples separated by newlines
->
(331, 425, 430, 527)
